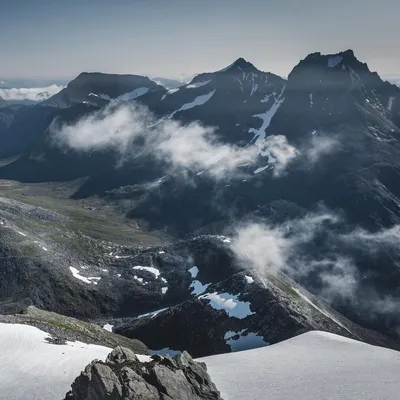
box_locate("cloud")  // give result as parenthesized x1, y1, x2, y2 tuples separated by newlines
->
(231, 210, 340, 276)
(52, 102, 259, 180)
(230, 211, 400, 331)
(0, 85, 64, 101)
(261, 135, 299, 177)
(303, 135, 341, 165)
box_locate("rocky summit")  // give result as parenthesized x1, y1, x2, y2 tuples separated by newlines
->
(64, 347, 222, 400)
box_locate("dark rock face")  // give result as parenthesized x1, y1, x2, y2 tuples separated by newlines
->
(116, 270, 398, 358)
(64, 346, 222, 400)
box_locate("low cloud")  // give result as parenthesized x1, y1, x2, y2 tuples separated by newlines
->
(262, 135, 299, 177)
(303, 135, 341, 165)
(231, 211, 400, 331)
(0, 85, 64, 102)
(52, 102, 259, 180)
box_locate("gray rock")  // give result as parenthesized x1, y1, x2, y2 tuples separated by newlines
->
(64, 347, 223, 400)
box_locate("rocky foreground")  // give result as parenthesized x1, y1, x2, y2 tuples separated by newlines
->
(64, 347, 222, 400)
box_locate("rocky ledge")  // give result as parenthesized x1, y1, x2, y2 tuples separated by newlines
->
(64, 346, 223, 400)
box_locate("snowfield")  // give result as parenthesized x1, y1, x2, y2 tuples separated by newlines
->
(1, 323, 399, 400)
(0, 323, 112, 400)
(200, 331, 400, 400)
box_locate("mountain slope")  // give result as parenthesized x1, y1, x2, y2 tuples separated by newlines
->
(200, 331, 400, 400)
(0, 322, 148, 400)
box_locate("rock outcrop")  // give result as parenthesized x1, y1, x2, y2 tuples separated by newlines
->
(64, 346, 223, 400)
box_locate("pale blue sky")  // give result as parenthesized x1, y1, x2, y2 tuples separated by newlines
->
(1, 0, 399, 79)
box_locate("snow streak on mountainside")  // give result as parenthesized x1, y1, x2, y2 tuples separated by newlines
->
(200, 331, 400, 400)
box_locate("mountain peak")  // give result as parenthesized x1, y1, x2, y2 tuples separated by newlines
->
(217, 57, 259, 73)
(302, 49, 366, 70)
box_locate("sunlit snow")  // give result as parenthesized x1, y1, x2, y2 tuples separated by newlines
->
(200, 331, 400, 400)
(0, 323, 112, 400)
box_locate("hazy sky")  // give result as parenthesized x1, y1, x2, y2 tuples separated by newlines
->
(1, 0, 399, 80)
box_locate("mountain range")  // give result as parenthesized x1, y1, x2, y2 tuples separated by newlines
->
(0, 49, 400, 362)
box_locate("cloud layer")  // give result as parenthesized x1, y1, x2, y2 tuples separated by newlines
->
(53, 102, 261, 180)
(0, 85, 64, 101)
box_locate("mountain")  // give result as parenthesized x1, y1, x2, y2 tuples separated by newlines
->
(382, 74, 400, 87)
(1, 50, 400, 352)
(0, 104, 57, 157)
(150, 76, 184, 90)
(41, 72, 166, 108)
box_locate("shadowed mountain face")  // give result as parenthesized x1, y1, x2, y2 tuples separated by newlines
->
(1, 51, 400, 347)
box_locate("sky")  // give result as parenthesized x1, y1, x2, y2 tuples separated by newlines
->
(1, 0, 399, 81)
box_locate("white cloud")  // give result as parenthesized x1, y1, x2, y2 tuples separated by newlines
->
(52, 102, 259, 180)
(263, 135, 299, 177)
(0, 85, 64, 101)
(231, 212, 400, 326)
(231, 211, 340, 276)
(304, 135, 340, 165)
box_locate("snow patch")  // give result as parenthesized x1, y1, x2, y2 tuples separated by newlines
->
(132, 266, 160, 278)
(133, 275, 148, 285)
(224, 329, 268, 351)
(69, 267, 101, 285)
(161, 287, 168, 294)
(186, 80, 211, 89)
(88, 92, 111, 101)
(249, 87, 285, 148)
(170, 90, 215, 118)
(244, 276, 254, 284)
(190, 280, 210, 295)
(103, 324, 114, 332)
(114, 87, 149, 103)
(167, 88, 179, 95)
(254, 165, 269, 174)
(189, 266, 199, 278)
(388, 96, 395, 111)
(199, 292, 255, 319)
(136, 308, 169, 319)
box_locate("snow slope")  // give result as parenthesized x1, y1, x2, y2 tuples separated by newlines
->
(200, 331, 400, 400)
(0, 323, 112, 400)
